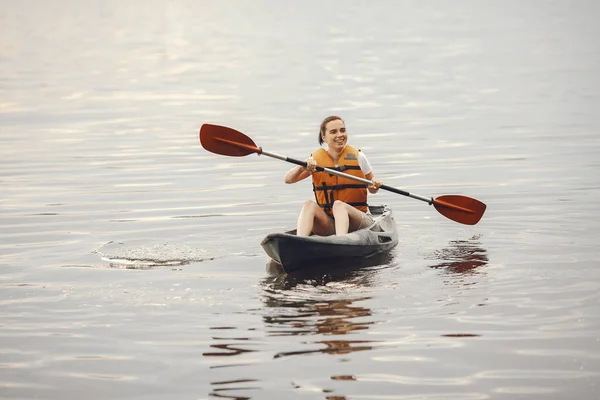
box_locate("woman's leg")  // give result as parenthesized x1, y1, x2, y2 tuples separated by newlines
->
(331, 200, 372, 235)
(297, 200, 335, 236)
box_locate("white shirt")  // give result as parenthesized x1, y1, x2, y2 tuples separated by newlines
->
(357, 151, 373, 175)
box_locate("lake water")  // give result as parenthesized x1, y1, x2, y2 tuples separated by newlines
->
(1, 1, 599, 399)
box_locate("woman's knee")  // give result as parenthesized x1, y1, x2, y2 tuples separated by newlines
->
(331, 200, 348, 214)
(301, 199, 319, 212)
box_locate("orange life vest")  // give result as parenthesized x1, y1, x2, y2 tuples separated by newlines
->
(311, 145, 368, 216)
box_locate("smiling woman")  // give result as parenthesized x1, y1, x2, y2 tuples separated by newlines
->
(284, 116, 383, 236)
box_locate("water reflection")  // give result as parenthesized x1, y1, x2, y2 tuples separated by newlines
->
(264, 251, 396, 287)
(260, 255, 397, 358)
(208, 379, 257, 400)
(203, 245, 489, 398)
(427, 235, 489, 275)
(266, 294, 376, 358)
(203, 256, 394, 399)
(259, 262, 387, 399)
(427, 236, 489, 339)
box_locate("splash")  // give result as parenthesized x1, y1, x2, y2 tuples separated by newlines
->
(95, 241, 217, 269)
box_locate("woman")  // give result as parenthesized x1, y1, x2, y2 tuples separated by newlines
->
(285, 116, 382, 236)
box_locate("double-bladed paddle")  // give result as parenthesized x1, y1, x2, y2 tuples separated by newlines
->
(199, 124, 486, 225)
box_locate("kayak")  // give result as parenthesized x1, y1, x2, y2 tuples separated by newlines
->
(261, 205, 399, 273)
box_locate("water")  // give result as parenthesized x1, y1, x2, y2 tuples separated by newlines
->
(1, 1, 599, 399)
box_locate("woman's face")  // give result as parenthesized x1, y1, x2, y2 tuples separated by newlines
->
(322, 119, 347, 152)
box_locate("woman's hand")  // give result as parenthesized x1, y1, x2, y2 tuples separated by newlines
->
(368, 178, 382, 193)
(304, 157, 317, 174)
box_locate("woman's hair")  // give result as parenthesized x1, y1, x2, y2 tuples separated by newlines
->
(318, 116, 344, 145)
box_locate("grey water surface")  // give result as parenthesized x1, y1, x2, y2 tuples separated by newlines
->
(1, 1, 599, 399)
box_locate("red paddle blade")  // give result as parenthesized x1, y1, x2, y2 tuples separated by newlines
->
(200, 124, 260, 157)
(433, 195, 487, 225)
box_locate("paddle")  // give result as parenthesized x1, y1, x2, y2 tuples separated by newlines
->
(199, 124, 487, 225)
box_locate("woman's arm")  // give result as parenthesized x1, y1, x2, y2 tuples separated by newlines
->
(360, 152, 381, 193)
(285, 157, 317, 184)
(285, 165, 312, 183)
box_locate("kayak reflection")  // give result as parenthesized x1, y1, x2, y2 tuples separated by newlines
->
(262, 292, 378, 358)
(202, 258, 393, 399)
(264, 250, 396, 286)
(261, 254, 397, 359)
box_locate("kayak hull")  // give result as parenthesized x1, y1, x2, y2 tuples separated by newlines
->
(261, 205, 398, 273)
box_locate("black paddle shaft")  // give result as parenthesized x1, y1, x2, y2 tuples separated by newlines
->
(269, 153, 432, 204)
